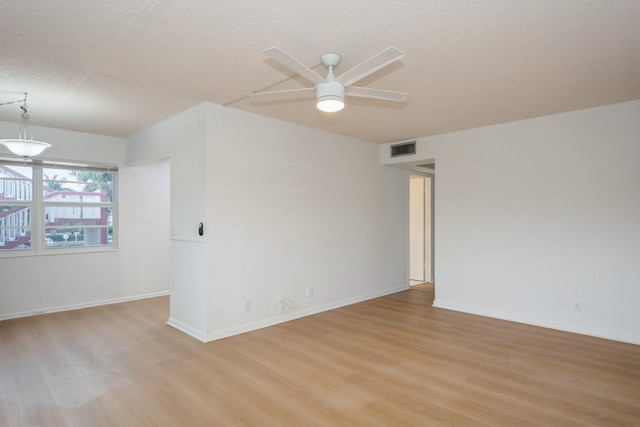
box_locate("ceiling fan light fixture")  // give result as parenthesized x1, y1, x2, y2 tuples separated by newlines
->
(0, 93, 52, 158)
(249, 47, 408, 113)
(316, 81, 345, 113)
(317, 96, 344, 113)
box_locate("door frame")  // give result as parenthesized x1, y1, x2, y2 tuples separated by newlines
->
(409, 173, 434, 284)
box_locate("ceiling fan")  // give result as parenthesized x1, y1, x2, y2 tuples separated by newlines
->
(249, 47, 409, 112)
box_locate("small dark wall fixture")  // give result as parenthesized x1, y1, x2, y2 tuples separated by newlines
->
(198, 222, 204, 236)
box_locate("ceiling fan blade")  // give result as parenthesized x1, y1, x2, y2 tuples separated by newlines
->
(346, 86, 410, 102)
(263, 47, 325, 85)
(336, 47, 405, 87)
(248, 87, 316, 102)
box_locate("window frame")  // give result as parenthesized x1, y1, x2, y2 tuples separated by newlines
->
(0, 157, 118, 257)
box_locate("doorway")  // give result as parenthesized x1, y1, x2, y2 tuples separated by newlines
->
(409, 174, 433, 285)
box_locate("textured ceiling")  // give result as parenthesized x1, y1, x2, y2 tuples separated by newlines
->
(1, 1, 639, 144)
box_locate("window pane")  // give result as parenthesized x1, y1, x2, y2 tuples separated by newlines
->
(45, 207, 113, 248)
(0, 164, 32, 179)
(1, 165, 33, 202)
(45, 206, 112, 226)
(0, 206, 31, 250)
(43, 168, 114, 203)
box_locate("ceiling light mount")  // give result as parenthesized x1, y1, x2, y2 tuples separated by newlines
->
(321, 53, 341, 69)
(0, 93, 51, 158)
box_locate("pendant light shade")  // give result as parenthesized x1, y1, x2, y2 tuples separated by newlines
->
(0, 94, 52, 158)
(0, 139, 51, 157)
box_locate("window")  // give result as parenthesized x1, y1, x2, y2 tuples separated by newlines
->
(0, 158, 117, 255)
(0, 164, 32, 250)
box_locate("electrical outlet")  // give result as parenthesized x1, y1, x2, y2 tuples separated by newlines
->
(572, 300, 582, 312)
(243, 299, 251, 312)
(306, 287, 314, 297)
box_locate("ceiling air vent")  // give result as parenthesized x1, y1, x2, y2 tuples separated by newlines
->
(390, 141, 416, 157)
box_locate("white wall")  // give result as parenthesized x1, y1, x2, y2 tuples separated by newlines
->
(127, 104, 208, 339)
(118, 159, 170, 296)
(0, 122, 170, 319)
(382, 100, 640, 344)
(127, 102, 409, 341)
(204, 105, 408, 340)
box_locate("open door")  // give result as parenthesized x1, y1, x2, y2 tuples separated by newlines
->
(409, 175, 432, 285)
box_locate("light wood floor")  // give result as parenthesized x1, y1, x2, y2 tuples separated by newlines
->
(1, 283, 639, 426)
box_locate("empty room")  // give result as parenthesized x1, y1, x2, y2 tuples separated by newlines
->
(1, 1, 639, 426)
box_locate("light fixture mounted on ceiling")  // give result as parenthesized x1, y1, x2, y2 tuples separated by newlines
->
(249, 47, 409, 113)
(0, 93, 51, 158)
(315, 54, 345, 112)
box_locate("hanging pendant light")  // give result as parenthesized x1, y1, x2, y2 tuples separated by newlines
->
(0, 93, 51, 158)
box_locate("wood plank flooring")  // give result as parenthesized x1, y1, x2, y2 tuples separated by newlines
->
(1, 283, 639, 426)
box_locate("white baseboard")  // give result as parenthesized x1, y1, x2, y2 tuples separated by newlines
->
(0, 290, 170, 322)
(433, 299, 640, 346)
(166, 317, 208, 342)
(204, 284, 409, 342)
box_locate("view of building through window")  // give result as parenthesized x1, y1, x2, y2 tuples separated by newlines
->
(0, 162, 116, 253)
(0, 164, 32, 250)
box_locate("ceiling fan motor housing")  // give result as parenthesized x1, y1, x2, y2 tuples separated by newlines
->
(316, 80, 345, 101)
